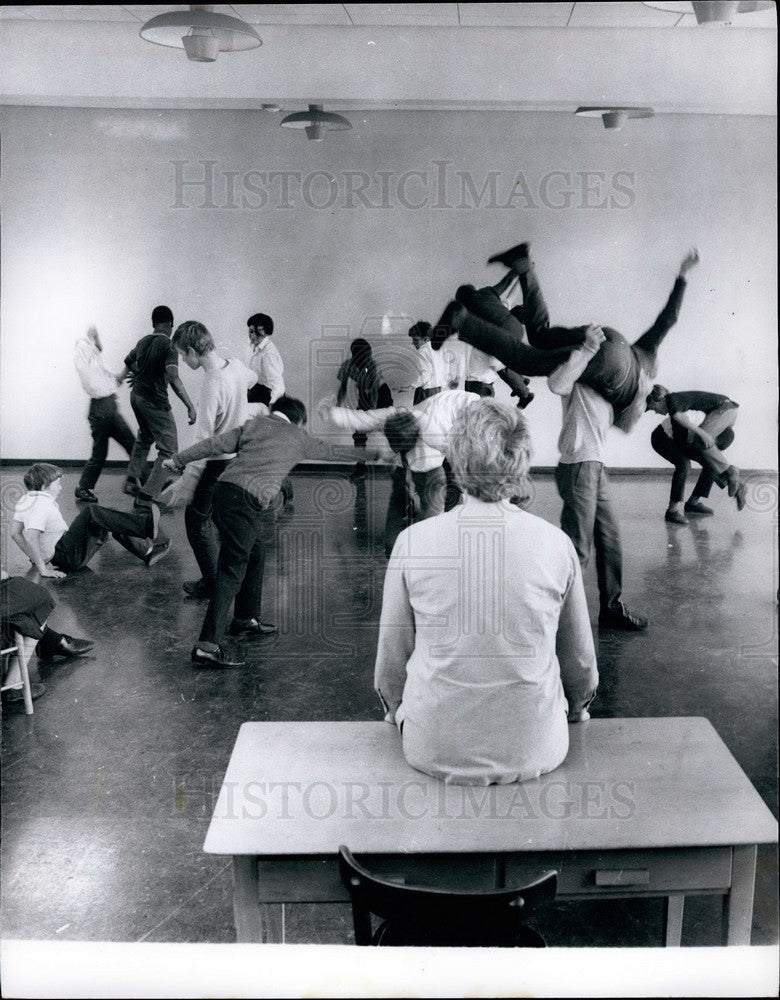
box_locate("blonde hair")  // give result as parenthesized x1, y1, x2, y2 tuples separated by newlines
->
(448, 399, 532, 502)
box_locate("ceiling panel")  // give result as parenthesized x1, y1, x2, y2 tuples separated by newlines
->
(7, 5, 134, 20)
(568, 2, 682, 26)
(459, 3, 574, 27)
(342, 4, 460, 25)
(231, 5, 353, 24)
(0, 2, 775, 26)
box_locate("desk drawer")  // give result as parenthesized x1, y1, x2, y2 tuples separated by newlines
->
(505, 847, 732, 896)
(254, 853, 498, 903)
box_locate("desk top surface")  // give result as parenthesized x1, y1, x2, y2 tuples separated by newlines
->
(204, 717, 777, 856)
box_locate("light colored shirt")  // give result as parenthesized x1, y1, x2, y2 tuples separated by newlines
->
(375, 497, 598, 785)
(74, 337, 119, 399)
(558, 383, 614, 465)
(13, 492, 68, 564)
(325, 389, 478, 474)
(465, 346, 503, 384)
(192, 358, 257, 461)
(246, 339, 285, 403)
(439, 338, 469, 390)
(411, 342, 449, 392)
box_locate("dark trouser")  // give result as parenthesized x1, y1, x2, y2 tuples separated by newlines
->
(555, 462, 622, 614)
(383, 465, 447, 557)
(464, 380, 494, 397)
(128, 392, 178, 498)
(78, 395, 135, 490)
(413, 386, 442, 406)
(248, 383, 271, 406)
(185, 460, 228, 588)
(51, 504, 159, 572)
(199, 481, 276, 644)
(457, 266, 685, 415)
(651, 423, 735, 504)
(454, 285, 575, 376)
(455, 284, 639, 409)
(1, 577, 54, 642)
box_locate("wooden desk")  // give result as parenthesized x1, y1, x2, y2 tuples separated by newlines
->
(204, 717, 777, 946)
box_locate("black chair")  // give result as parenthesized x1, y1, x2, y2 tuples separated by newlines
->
(338, 845, 557, 947)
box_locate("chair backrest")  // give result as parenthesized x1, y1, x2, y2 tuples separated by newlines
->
(338, 845, 557, 947)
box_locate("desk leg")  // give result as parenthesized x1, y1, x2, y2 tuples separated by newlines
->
(724, 844, 757, 946)
(232, 857, 285, 943)
(663, 895, 684, 947)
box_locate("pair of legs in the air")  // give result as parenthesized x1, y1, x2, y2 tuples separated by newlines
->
(651, 402, 745, 524)
(432, 243, 698, 422)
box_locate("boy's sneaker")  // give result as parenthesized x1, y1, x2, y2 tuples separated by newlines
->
(143, 540, 170, 567)
(75, 487, 98, 503)
(123, 477, 141, 496)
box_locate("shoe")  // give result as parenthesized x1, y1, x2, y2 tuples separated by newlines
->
(684, 500, 714, 517)
(487, 242, 531, 269)
(191, 645, 245, 668)
(183, 579, 213, 599)
(598, 603, 649, 632)
(74, 487, 98, 503)
(734, 482, 747, 512)
(134, 492, 154, 510)
(664, 508, 688, 525)
(143, 540, 170, 567)
(228, 618, 277, 638)
(123, 477, 141, 496)
(515, 390, 535, 410)
(3, 681, 46, 704)
(36, 634, 95, 659)
(724, 466, 741, 498)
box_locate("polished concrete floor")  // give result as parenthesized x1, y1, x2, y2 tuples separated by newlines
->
(1, 465, 777, 949)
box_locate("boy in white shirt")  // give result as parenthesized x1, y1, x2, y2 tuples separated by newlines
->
(11, 463, 169, 575)
(73, 326, 136, 503)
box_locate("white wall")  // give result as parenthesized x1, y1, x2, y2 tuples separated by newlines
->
(0, 105, 776, 468)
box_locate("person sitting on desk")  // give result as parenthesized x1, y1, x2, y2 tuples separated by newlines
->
(374, 398, 598, 785)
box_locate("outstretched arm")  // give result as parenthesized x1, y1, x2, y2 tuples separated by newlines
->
(633, 248, 700, 356)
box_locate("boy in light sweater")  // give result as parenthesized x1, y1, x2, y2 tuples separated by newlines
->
(161, 321, 257, 599)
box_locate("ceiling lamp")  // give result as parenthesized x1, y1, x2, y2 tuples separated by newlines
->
(643, 2, 775, 24)
(575, 106, 655, 131)
(279, 104, 352, 142)
(140, 4, 262, 63)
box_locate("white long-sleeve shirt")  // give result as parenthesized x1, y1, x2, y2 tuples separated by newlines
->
(246, 338, 285, 402)
(325, 389, 478, 473)
(375, 497, 598, 785)
(74, 337, 120, 399)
